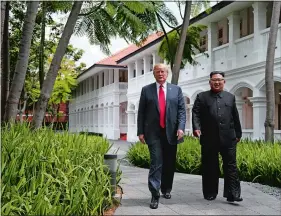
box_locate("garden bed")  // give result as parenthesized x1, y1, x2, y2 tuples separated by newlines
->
(126, 136, 281, 188)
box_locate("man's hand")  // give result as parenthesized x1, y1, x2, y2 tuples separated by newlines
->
(236, 138, 240, 142)
(139, 134, 145, 144)
(177, 129, 184, 140)
(193, 130, 201, 138)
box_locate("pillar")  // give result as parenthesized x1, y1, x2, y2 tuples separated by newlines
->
(128, 63, 134, 79)
(235, 99, 245, 129)
(227, 12, 241, 69)
(152, 51, 161, 67)
(248, 96, 266, 140)
(136, 59, 142, 77)
(143, 55, 151, 73)
(109, 69, 113, 84)
(207, 22, 218, 73)
(252, 2, 268, 62)
(113, 104, 120, 139)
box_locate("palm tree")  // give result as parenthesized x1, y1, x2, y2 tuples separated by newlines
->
(32, 1, 178, 128)
(4, 1, 39, 122)
(158, 24, 207, 69)
(264, 1, 281, 143)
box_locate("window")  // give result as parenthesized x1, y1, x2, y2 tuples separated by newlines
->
(248, 7, 254, 35)
(218, 28, 223, 46)
(102, 72, 104, 87)
(200, 35, 207, 52)
(133, 69, 136, 78)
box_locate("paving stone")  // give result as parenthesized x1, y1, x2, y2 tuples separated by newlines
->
(112, 141, 281, 216)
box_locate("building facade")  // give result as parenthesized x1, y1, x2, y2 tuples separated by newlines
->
(69, 1, 281, 142)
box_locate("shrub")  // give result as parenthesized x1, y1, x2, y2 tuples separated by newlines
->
(1, 123, 119, 215)
(126, 136, 281, 188)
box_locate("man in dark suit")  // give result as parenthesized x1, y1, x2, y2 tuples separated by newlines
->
(137, 63, 186, 209)
(192, 71, 243, 203)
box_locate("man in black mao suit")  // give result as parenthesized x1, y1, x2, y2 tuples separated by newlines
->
(192, 71, 243, 202)
(137, 63, 186, 209)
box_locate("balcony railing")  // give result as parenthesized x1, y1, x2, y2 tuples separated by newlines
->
(73, 82, 128, 104)
(180, 24, 281, 82)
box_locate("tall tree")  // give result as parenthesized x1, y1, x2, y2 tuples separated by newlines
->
(264, 1, 281, 143)
(4, 1, 39, 122)
(32, 1, 83, 129)
(171, 1, 192, 85)
(32, 1, 177, 128)
(1, 1, 10, 121)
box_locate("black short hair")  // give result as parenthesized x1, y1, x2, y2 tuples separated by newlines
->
(210, 71, 225, 78)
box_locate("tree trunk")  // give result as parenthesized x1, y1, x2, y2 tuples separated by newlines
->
(39, 1, 46, 89)
(264, 1, 281, 143)
(32, 1, 83, 129)
(1, 1, 6, 42)
(171, 1, 191, 85)
(1, 1, 10, 122)
(4, 1, 39, 122)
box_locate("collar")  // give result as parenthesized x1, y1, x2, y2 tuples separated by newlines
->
(210, 90, 223, 98)
(156, 82, 167, 89)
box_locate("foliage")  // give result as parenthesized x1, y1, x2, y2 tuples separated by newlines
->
(158, 24, 207, 69)
(1, 123, 120, 215)
(126, 136, 281, 188)
(75, 1, 177, 55)
(8, 1, 86, 112)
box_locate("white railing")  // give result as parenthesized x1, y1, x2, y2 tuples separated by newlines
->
(235, 34, 254, 68)
(137, 74, 145, 92)
(128, 77, 137, 93)
(213, 44, 229, 72)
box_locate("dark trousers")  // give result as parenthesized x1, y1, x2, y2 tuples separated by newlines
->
(201, 144, 241, 198)
(147, 127, 177, 197)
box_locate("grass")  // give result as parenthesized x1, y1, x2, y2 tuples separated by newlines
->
(1, 123, 120, 215)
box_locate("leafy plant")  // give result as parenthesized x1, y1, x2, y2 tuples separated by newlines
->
(126, 136, 281, 187)
(1, 123, 120, 215)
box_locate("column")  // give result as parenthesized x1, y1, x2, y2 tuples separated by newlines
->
(99, 72, 103, 88)
(114, 69, 119, 83)
(235, 98, 245, 129)
(152, 52, 160, 66)
(109, 69, 113, 84)
(252, 2, 268, 62)
(104, 69, 109, 86)
(248, 97, 266, 140)
(207, 22, 218, 73)
(126, 110, 135, 141)
(113, 104, 120, 139)
(143, 55, 151, 73)
(227, 12, 240, 69)
(128, 63, 134, 79)
(136, 59, 142, 76)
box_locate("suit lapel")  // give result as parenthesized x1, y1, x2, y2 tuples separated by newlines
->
(151, 82, 159, 113)
(166, 83, 171, 111)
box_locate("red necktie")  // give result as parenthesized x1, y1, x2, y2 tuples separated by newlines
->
(159, 84, 166, 128)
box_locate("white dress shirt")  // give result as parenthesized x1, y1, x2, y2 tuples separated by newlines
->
(156, 82, 167, 101)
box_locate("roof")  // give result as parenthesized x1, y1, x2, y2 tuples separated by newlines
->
(96, 32, 163, 66)
(78, 32, 163, 77)
(79, 0, 234, 78)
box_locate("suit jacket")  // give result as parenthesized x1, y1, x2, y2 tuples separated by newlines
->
(137, 82, 186, 145)
(192, 90, 242, 147)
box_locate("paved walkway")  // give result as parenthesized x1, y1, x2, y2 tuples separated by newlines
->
(110, 140, 281, 215)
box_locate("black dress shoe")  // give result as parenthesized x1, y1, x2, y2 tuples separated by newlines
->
(150, 196, 159, 209)
(204, 195, 217, 201)
(163, 192, 171, 199)
(227, 196, 243, 202)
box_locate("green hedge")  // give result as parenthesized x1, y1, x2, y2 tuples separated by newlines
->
(1, 123, 120, 215)
(126, 136, 281, 188)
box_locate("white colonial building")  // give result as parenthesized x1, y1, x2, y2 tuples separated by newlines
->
(69, 1, 281, 142)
